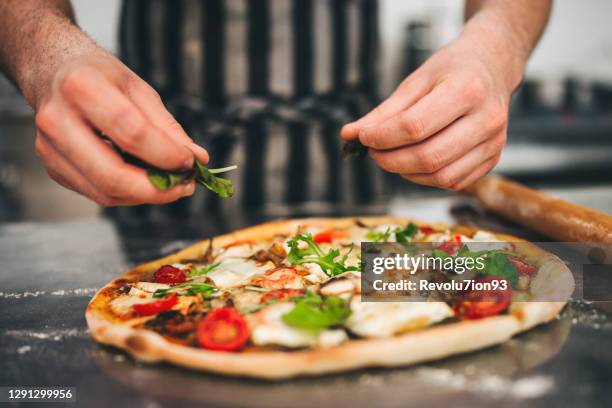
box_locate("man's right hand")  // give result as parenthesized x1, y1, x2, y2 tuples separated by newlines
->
(33, 48, 209, 206)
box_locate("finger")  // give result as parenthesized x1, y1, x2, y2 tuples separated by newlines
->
(340, 70, 434, 141)
(36, 102, 196, 205)
(368, 109, 499, 174)
(453, 154, 501, 191)
(59, 68, 194, 170)
(122, 76, 209, 164)
(358, 81, 474, 150)
(400, 134, 505, 190)
(36, 134, 110, 203)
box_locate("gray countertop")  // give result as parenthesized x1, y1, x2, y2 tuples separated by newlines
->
(1, 194, 612, 408)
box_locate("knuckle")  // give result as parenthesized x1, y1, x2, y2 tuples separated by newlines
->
(416, 146, 443, 173)
(125, 74, 161, 100)
(59, 68, 89, 97)
(372, 151, 398, 173)
(432, 169, 455, 189)
(115, 110, 147, 148)
(362, 129, 384, 149)
(34, 105, 56, 133)
(489, 135, 507, 155)
(487, 105, 508, 132)
(96, 171, 125, 198)
(461, 77, 487, 103)
(402, 114, 426, 141)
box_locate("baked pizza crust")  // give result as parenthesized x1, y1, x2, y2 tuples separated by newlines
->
(86, 216, 573, 379)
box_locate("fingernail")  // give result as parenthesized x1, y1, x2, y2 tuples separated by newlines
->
(182, 182, 195, 197)
(190, 143, 209, 162)
(184, 152, 195, 168)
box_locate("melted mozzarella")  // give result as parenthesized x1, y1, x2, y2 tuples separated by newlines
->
(207, 258, 272, 288)
(128, 282, 170, 298)
(216, 243, 265, 261)
(249, 303, 347, 348)
(302, 263, 328, 284)
(346, 297, 453, 338)
(109, 295, 154, 316)
(465, 231, 508, 252)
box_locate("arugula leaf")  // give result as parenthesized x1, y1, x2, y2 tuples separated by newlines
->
(365, 227, 392, 242)
(395, 222, 419, 244)
(194, 161, 236, 198)
(287, 231, 360, 277)
(366, 223, 419, 244)
(483, 253, 519, 287)
(282, 292, 351, 330)
(153, 282, 217, 299)
(148, 160, 237, 198)
(148, 169, 194, 190)
(187, 262, 220, 278)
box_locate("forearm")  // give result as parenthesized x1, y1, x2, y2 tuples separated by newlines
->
(462, 0, 552, 91)
(0, 0, 95, 107)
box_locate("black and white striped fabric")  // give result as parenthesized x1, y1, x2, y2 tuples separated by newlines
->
(117, 0, 391, 217)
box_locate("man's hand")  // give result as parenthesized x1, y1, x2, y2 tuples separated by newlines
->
(0, 0, 208, 206)
(34, 50, 209, 206)
(341, 0, 551, 191)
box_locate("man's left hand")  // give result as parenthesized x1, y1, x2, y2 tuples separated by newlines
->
(341, 32, 522, 191)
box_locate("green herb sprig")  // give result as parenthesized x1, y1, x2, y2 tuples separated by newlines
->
(287, 231, 360, 277)
(148, 160, 237, 198)
(282, 292, 351, 330)
(365, 223, 419, 243)
(186, 262, 220, 278)
(153, 282, 217, 299)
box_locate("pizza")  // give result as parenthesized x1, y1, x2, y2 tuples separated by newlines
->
(86, 217, 574, 379)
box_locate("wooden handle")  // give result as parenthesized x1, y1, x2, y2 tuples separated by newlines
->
(466, 176, 612, 242)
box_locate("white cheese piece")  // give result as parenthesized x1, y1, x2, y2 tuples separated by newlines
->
(133, 282, 170, 293)
(171, 263, 189, 269)
(465, 231, 508, 252)
(423, 232, 451, 243)
(372, 224, 402, 242)
(320, 277, 356, 296)
(302, 263, 328, 284)
(249, 303, 347, 349)
(207, 258, 271, 288)
(128, 282, 170, 298)
(346, 297, 453, 338)
(109, 295, 154, 316)
(216, 243, 264, 261)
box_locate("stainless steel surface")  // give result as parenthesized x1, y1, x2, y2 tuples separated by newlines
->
(1, 198, 611, 408)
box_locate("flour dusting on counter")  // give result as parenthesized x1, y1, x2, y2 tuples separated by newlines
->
(416, 367, 555, 400)
(4, 328, 89, 341)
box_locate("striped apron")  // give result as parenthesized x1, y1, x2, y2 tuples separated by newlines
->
(114, 0, 392, 219)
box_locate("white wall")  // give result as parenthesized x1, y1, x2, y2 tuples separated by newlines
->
(72, 0, 121, 53)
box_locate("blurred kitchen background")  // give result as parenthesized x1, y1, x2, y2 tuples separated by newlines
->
(0, 0, 611, 222)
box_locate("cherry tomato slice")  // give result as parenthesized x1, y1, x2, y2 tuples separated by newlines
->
(223, 240, 253, 250)
(133, 293, 178, 316)
(436, 235, 463, 255)
(419, 226, 435, 235)
(154, 265, 187, 284)
(507, 255, 536, 275)
(453, 277, 512, 320)
(197, 307, 249, 352)
(313, 230, 347, 244)
(260, 288, 304, 304)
